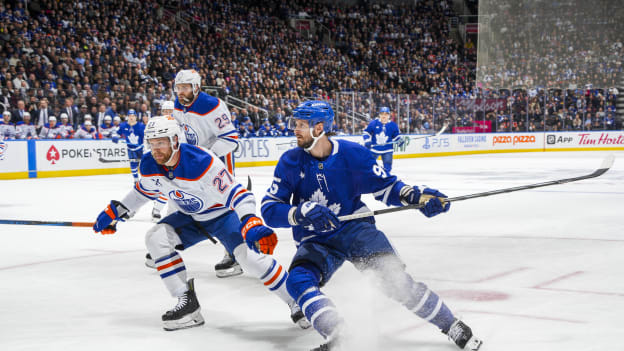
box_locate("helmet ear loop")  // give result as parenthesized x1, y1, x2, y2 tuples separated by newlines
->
(164, 135, 180, 165)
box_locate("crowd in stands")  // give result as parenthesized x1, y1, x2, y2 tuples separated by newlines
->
(476, 0, 623, 90)
(0, 0, 621, 142)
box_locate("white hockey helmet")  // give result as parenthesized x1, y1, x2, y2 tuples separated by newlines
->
(145, 116, 180, 142)
(174, 69, 201, 96)
(145, 116, 181, 162)
(161, 100, 175, 111)
(60, 113, 68, 119)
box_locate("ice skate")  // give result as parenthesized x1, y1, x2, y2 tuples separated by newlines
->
(151, 208, 162, 222)
(445, 319, 483, 350)
(310, 338, 341, 351)
(145, 253, 156, 269)
(214, 251, 243, 278)
(162, 278, 205, 331)
(289, 302, 311, 329)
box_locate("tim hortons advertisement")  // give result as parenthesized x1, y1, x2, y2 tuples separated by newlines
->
(0, 140, 29, 174)
(545, 131, 624, 149)
(37, 140, 128, 171)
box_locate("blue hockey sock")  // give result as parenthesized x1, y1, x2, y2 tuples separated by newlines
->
(130, 160, 139, 181)
(405, 281, 454, 332)
(287, 264, 343, 338)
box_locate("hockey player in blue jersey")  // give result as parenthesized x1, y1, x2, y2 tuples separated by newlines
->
(259, 101, 482, 351)
(362, 106, 402, 172)
(93, 116, 310, 331)
(113, 110, 145, 183)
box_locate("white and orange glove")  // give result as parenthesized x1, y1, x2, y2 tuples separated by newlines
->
(240, 215, 278, 255)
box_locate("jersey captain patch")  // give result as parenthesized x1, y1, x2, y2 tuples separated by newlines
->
(169, 189, 204, 213)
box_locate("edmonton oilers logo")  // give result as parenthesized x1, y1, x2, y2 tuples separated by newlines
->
(169, 190, 204, 213)
(181, 123, 198, 145)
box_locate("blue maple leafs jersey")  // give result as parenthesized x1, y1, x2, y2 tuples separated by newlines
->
(362, 119, 401, 153)
(117, 122, 145, 151)
(261, 139, 407, 245)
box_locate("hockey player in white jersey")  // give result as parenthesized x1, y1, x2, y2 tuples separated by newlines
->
(172, 69, 242, 278)
(93, 116, 310, 331)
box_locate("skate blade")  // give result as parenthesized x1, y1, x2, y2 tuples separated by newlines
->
(466, 336, 483, 351)
(163, 309, 205, 331)
(215, 266, 243, 278)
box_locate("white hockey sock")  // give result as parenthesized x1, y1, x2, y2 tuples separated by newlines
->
(233, 244, 293, 304)
(145, 223, 188, 297)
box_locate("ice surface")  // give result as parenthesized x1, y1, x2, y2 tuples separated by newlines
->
(1, 151, 623, 351)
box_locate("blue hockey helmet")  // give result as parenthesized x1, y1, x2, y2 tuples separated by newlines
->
(380, 106, 390, 113)
(291, 100, 334, 132)
(128, 109, 137, 115)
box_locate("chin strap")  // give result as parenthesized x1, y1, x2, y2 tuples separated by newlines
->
(164, 139, 181, 165)
(303, 128, 325, 153)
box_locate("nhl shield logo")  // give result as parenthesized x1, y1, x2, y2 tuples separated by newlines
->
(169, 190, 204, 213)
(181, 124, 198, 145)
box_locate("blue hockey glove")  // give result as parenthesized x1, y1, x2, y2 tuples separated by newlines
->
(292, 201, 339, 233)
(240, 216, 278, 255)
(111, 135, 119, 143)
(93, 200, 130, 235)
(399, 186, 450, 218)
(364, 141, 372, 149)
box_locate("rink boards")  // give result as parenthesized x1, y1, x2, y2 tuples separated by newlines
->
(1, 131, 623, 179)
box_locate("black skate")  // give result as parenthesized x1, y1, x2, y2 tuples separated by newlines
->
(310, 338, 340, 351)
(289, 302, 311, 329)
(214, 251, 243, 278)
(445, 319, 483, 350)
(162, 278, 205, 331)
(145, 253, 156, 269)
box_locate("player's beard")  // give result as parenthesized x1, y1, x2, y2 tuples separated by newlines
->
(152, 148, 172, 165)
(178, 92, 194, 105)
(296, 134, 313, 149)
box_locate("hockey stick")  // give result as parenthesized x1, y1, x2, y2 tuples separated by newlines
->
(98, 157, 126, 163)
(0, 219, 94, 227)
(338, 154, 615, 222)
(409, 123, 448, 140)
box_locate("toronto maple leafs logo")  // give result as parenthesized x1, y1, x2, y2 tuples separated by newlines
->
(309, 188, 341, 216)
(376, 130, 388, 145)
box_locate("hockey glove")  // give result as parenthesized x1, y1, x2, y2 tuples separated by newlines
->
(111, 135, 120, 143)
(93, 200, 130, 235)
(291, 201, 339, 233)
(240, 216, 278, 255)
(399, 186, 450, 218)
(364, 141, 372, 149)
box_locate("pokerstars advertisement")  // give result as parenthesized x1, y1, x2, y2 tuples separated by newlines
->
(37, 140, 128, 171)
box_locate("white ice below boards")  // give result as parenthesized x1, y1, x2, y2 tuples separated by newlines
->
(0, 151, 622, 351)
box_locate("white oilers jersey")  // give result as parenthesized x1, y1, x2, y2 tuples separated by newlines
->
(172, 92, 238, 157)
(121, 143, 254, 222)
